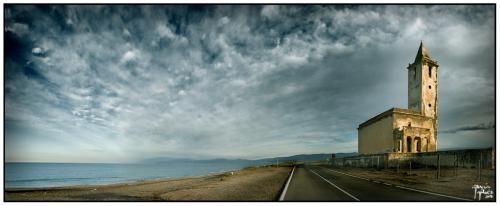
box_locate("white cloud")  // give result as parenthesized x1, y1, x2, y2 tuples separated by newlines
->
(156, 24, 176, 39)
(31, 47, 43, 55)
(120, 50, 137, 63)
(178, 90, 186, 96)
(218, 16, 230, 25)
(261, 5, 279, 19)
(123, 28, 131, 36)
(6, 22, 29, 35)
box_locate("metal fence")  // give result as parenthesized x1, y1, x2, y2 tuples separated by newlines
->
(328, 148, 494, 181)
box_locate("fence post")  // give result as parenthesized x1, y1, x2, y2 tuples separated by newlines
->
(454, 153, 457, 177)
(385, 155, 388, 169)
(409, 160, 412, 176)
(436, 154, 440, 180)
(397, 159, 400, 173)
(478, 152, 483, 181)
(377, 156, 380, 169)
(372, 156, 375, 168)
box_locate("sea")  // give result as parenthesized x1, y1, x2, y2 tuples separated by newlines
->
(5, 161, 259, 189)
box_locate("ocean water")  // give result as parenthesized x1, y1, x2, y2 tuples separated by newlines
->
(5, 162, 257, 188)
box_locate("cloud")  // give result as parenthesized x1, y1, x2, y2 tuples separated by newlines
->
(440, 122, 495, 134)
(4, 5, 495, 163)
(5, 22, 29, 35)
(156, 24, 176, 39)
(31, 47, 43, 54)
(120, 50, 137, 63)
(261, 5, 280, 19)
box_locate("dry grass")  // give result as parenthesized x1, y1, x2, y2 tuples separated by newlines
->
(327, 166, 495, 200)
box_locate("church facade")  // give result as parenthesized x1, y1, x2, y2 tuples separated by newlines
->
(358, 42, 439, 155)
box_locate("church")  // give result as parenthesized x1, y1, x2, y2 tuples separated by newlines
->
(358, 42, 439, 155)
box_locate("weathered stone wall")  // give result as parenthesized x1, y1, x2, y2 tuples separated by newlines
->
(330, 148, 494, 169)
(393, 111, 437, 152)
(408, 62, 422, 112)
(358, 115, 393, 155)
(408, 43, 438, 119)
(421, 63, 438, 118)
(358, 108, 437, 155)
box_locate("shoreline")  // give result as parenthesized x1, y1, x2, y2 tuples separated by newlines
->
(5, 165, 292, 201)
(4, 163, 268, 191)
(6, 168, 242, 192)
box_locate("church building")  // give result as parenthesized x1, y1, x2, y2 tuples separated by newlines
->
(358, 42, 439, 155)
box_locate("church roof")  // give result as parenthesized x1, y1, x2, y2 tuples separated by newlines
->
(413, 41, 438, 66)
(414, 41, 429, 63)
(357, 107, 429, 130)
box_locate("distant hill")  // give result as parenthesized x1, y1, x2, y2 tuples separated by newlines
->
(141, 157, 254, 164)
(439, 146, 493, 151)
(256, 152, 358, 163)
(141, 152, 357, 165)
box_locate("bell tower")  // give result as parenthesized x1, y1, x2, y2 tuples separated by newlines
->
(407, 41, 439, 119)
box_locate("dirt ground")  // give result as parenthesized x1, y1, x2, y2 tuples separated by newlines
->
(5, 166, 292, 201)
(326, 166, 495, 200)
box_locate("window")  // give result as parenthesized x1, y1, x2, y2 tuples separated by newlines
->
(428, 104, 431, 107)
(407, 137, 412, 153)
(428, 67, 432, 78)
(428, 85, 431, 89)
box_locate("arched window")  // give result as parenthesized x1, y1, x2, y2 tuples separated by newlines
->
(429, 67, 432, 78)
(415, 137, 422, 152)
(398, 140, 402, 152)
(406, 137, 412, 153)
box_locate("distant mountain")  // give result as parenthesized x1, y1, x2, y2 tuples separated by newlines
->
(438, 146, 493, 151)
(257, 152, 358, 163)
(141, 152, 357, 165)
(141, 157, 254, 164)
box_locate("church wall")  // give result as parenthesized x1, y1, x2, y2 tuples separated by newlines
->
(408, 62, 422, 112)
(393, 112, 437, 151)
(358, 115, 393, 155)
(421, 63, 438, 118)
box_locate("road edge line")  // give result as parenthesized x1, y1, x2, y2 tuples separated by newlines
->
(395, 185, 471, 201)
(325, 167, 471, 201)
(309, 169, 360, 201)
(279, 166, 296, 201)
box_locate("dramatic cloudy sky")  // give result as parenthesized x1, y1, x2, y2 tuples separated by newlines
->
(5, 5, 495, 163)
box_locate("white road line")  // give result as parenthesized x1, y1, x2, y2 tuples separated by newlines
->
(325, 168, 364, 180)
(309, 169, 360, 201)
(324, 167, 471, 201)
(395, 185, 471, 201)
(279, 166, 296, 201)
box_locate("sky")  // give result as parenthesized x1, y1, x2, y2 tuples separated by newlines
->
(4, 5, 495, 163)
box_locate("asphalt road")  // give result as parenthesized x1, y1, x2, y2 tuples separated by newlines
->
(281, 164, 468, 201)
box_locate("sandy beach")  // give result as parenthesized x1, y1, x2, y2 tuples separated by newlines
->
(5, 165, 292, 201)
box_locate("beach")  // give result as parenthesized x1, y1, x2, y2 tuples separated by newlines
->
(5, 165, 292, 201)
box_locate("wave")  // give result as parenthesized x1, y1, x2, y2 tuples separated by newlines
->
(7, 176, 120, 183)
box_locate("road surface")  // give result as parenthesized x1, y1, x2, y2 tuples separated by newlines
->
(280, 164, 469, 201)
